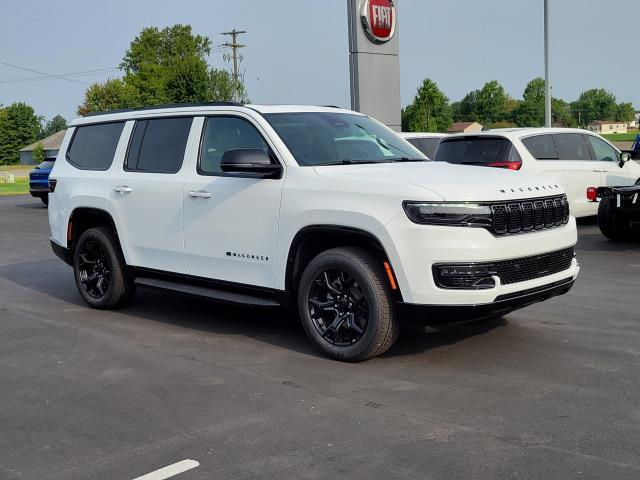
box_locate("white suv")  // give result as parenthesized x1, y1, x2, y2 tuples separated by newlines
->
(48, 104, 579, 361)
(434, 128, 640, 217)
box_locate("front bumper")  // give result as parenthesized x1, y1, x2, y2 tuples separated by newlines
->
(384, 213, 579, 305)
(398, 276, 575, 324)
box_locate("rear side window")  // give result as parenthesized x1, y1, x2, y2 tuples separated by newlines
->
(126, 117, 192, 173)
(521, 135, 558, 160)
(434, 137, 513, 165)
(553, 134, 592, 160)
(66, 122, 125, 170)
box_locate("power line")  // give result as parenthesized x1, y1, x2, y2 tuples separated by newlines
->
(221, 29, 247, 102)
(0, 67, 119, 84)
(0, 59, 90, 85)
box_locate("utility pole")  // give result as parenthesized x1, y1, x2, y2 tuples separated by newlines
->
(544, 0, 552, 128)
(221, 29, 247, 102)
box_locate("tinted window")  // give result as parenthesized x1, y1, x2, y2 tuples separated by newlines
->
(553, 134, 592, 160)
(264, 112, 424, 166)
(36, 160, 55, 170)
(587, 135, 618, 162)
(405, 137, 441, 159)
(67, 122, 125, 170)
(126, 117, 192, 173)
(521, 135, 558, 160)
(434, 137, 513, 165)
(199, 117, 269, 174)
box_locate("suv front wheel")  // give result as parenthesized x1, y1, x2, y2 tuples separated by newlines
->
(73, 227, 135, 309)
(297, 247, 399, 362)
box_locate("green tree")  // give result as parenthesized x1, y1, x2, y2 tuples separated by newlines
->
(78, 78, 139, 116)
(78, 24, 249, 115)
(616, 102, 635, 122)
(513, 78, 545, 127)
(571, 88, 617, 126)
(32, 142, 45, 164)
(0, 102, 41, 165)
(402, 79, 452, 132)
(39, 114, 68, 139)
(458, 90, 479, 122)
(552, 98, 576, 127)
(474, 80, 507, 126)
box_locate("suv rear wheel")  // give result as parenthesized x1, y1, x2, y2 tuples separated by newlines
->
(297, 247, 399, 362)
(73, 227, 135, 309)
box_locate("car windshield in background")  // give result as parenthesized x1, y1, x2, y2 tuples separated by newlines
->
(435, 137, 512, 165)
(36, 160, 55, 170)
(264, 112, 426, 166)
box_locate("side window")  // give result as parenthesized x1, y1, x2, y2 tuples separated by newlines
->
(420, 138, 440, 159)
(587, 135, 618, 162)
(66, 122, 125, 170)
(553, 134, 592, 161)
(126, 117, 192, 173)
(199, 116, 270, 175)
(521, 135, 558, 160)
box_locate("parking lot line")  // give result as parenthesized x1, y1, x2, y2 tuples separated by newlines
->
(132, 460, 199, 480)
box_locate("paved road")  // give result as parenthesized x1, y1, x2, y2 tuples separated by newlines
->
(0, 195, 639, 479)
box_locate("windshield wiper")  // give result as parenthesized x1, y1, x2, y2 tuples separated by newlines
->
(318, 159, 391, 166)
(390, 157, 425, 162)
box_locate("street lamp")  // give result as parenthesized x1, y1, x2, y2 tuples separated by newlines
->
(544, 0, 552, 128)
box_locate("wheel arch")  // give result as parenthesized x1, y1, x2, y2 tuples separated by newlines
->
(284, 225, 403, 301)
(68, 207, 128, 263)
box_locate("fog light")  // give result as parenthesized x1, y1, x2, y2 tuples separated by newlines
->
(434, 264, 497, 289)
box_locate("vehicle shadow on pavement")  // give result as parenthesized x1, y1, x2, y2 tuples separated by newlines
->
(0, 258, 509, 360)
(383, 317, 508, 359)
(10, 198, 46, 209)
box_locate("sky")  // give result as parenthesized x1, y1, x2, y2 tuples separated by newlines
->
(0, 0, 638, 123)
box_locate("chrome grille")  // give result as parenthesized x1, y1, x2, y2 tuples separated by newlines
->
(491, 195, 569, 235)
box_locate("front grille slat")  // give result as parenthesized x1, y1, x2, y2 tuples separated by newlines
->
(495, 246, 575, 285)
(490, 195, 568, 236)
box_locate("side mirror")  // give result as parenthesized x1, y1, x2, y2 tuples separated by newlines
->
(619, 151, 632, 168)
(220, 149, 282, 178)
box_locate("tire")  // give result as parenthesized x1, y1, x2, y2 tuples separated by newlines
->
(73, 227, 135, 309)
(40, 194, 48, 206)
(297, 247, 399, 362)
(597, 197, 635, 242)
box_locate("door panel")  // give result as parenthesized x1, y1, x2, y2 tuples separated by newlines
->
(183, 115, 284, 288)
(586, 134, 635, 188)
(108, 117, 197, 273)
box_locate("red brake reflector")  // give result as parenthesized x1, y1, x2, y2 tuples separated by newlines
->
(487, 161, 522, 170)
(586, 187, 597, 202)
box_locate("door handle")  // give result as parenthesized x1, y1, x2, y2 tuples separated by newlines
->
(591, 169, 605, 173)
(189, 190, 212, 198)
(113, 185, 132, 193)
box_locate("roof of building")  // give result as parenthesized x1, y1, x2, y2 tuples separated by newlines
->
(588, 120, 624, 126)
(447, 121, 481, 132)
(20, 130, 66, 152)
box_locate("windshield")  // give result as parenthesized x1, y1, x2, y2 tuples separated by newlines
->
(36, 160, 55, 170)
(434, 137, 517, 165)
(264, 112, 426, 166)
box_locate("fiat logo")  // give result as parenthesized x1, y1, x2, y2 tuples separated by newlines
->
(360, 0, 396, 44)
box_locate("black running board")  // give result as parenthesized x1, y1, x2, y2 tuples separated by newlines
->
(134, 277, 281, 307)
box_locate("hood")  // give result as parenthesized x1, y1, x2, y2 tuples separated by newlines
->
(314, 162, 565, 202)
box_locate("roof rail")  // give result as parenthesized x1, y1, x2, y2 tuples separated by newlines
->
(83, 101, 244, 117)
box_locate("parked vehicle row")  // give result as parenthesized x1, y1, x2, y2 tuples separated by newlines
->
(48, 104, 579, 361)
(29, 157, 56, 205)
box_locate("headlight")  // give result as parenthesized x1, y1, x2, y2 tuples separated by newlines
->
(403, 202, 492, 227)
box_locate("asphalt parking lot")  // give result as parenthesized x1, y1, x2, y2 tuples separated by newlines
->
(1, 195, 639, 480)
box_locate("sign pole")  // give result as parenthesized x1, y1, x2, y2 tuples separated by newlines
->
(544, 0, 552, 128)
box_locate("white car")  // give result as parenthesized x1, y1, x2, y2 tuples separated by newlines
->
(48, 104, 579, 361)
(399, 132, 448, 159)
(433, 128, 640, 217)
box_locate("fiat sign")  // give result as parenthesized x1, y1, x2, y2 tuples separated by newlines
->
(360, 0, 396, 44)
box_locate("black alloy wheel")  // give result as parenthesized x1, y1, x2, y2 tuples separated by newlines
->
(77, 239, 111, 299)
(308, 268, 369, 346)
